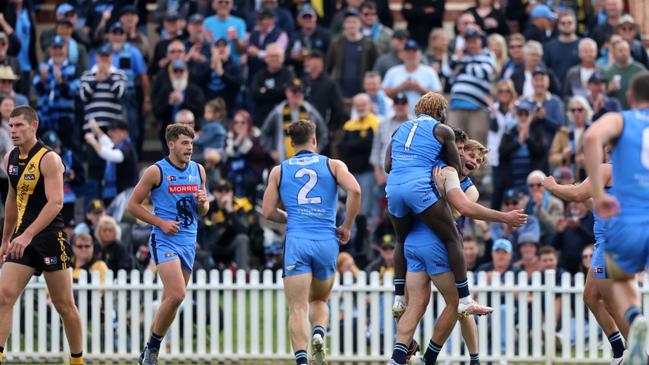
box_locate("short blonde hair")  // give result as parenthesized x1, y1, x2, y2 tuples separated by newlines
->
(464, 139, 489, 167)
(94, 216, 121, 243)
(567, 95, 594, 123)
(414, 92, 448, 121)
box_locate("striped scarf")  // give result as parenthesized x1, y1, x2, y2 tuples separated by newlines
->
(282, 103, 308, 158)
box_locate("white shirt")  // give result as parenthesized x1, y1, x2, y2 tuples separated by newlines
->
(382, 64, 442, 115)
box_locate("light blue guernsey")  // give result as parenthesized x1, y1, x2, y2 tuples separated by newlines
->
(388, 114, 443, 184)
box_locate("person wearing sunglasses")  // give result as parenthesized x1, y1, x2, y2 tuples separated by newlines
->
(523, 170, 564, 246)
(549, 95, 593, 180)
(71, 233, 108, 285)
(614, 14, 649, 70)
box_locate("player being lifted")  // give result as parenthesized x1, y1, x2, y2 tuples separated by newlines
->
(0, 106, 84, 365)
(262, 120, 361, 365)
(583, 71, 649, 365)
(128, 124, 209, 365)
(385, 92, 492, 319)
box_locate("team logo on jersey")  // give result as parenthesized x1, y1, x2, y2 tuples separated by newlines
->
(167, 175, 176, 182)
(44, 256, 58, 265)
(594, 267, 603, 273)
(27, 162, 36, 173)
(8, 165, 18, 175)
(24, 174, 35, 180)
(286, 264, 296, 271)
(176, 197, 194, 227)
(168, 184, 198, 194)
(165, 252, 177, 258)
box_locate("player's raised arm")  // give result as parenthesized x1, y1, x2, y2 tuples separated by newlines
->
(127, 165, 179, 235)
(543, 164, 612, 202)
(436, 124, 462, 174)
(330, 159, 361, 244)
(1, 151, 16, 260)
(262, 165, 288, 224)
(583, 113, 623, 199)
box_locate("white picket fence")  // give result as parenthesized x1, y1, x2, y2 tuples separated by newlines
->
(3, 269, 648, 364)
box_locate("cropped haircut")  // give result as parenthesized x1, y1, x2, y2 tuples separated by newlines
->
(630, 71, 649, 103)
(287, 119, 316, 146)
(165, 123, 195, 143)
(10, 105, 39, 124)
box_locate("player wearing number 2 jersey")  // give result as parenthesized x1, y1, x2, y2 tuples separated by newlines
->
(583, 71, 649, 365)
(262, 120, 361, 365)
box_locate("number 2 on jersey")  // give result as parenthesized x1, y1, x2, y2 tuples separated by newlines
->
(295, 168, 322, 205)
(404, 123, 418, 151)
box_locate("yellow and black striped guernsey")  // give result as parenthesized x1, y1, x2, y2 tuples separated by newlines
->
(7, 140, 64, 236)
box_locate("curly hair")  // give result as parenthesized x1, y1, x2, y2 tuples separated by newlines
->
(414, 92, 448, 121)
(464, 138, 489, 167)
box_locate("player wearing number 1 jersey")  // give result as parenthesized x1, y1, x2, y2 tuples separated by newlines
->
(127, 124, 209, 365)
(262, 120, 361, 365)
(583, 71, 649, 365)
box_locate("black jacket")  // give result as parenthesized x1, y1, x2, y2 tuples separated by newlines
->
(99, 241, 133, 273)
(401, 0, 445, 49)
(249, 67, 294, 126)
(498, 123, 548, 189)
(303, 72, 345, 131)
(511, 66, 562, 97)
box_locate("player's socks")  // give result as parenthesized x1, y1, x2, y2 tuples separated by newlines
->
(294, 349, 308, 365)
(423, 340, 442, 365)
(625, 307, 642, 326)
(394, 278, 406, 296)
(469, 353, 480, 365)
(456, 279, 471, 299)
(147, 331, 164, 352)
(391, 342, 409, 364)
(70, 352, 84, 365)
(608, 331, 625, 358)
(313, 325, 325, 340)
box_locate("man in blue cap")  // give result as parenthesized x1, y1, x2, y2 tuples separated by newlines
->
(524, 4, 558, 44)
(288, 3, 331, 75)
(40, 3, 90, 51)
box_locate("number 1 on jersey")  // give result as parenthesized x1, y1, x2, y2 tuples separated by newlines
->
(295, 168, 322, 205)
(404, 123, 418, 151)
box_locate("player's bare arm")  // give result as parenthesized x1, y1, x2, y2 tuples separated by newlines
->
(195, 164, 210, 217)
(384, 140, 392, 174)
(1, 151, 17, 260)
(330, 159, 361, 245)
(262, 165, 288, 224)
(8, 152, 65, 259)
(127, 165, 180, 235)
(435, 124, 462, 174)
(543, 164, 613, 202)
(433, 166, 527, 227)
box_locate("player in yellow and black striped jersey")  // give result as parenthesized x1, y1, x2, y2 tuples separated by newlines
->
(0, 106, 84, 365)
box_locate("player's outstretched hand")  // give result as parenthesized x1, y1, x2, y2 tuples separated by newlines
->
(542, 176, 557, 190)
(505, 209, 528, 227)
(337, 225, 351, 245)
(8, 233, 32, 260)
(160, 220, 180, 235)
(594, 193, 620, 219)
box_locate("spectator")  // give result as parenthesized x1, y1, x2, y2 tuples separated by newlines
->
(614, 14, 649, 69)
(71, 233, 109, 284)
(448, 12, 476, 57)
(365, 234, 395, 275)
(79, 44, 127, 131)
(549, 96, 592, 178)
(224, 110, 267, 199)
(246, 7, 288, 83)
(302, 50, 345, 132)
(149, 10, 184, 77)
(488, 80, 517, 209)
(511, 41, 561, 98)
(543, 11, 580, 90)
(184, 14, 211, 86)
(328, 0, 364, 37)
(383, 39, 441, 115)
(504, 0, 529, 34)
(200, 179, 252, 270)
(374, 29, 409, 78)
(477, 238, 515, 277)
(260, 78, 327, 162)
(464, 236, 483, 271)
(500, 33, 525, 80)
(0, 32, 20, 81)
(3, 0, 37, 95)
(153, 38, 186, 86)
(498, 100, 548, 195)
(119, 5, 150, 63)
(539, 246, 564, 275)
(401, 0, 445, 49)
(524, 170, 564, 245)
(585, 71, 621, 121)
(359, 1, 393, 54)
(74, 199, 106, 237)
(151, 59, 205, 149)
(579, 244, 594, 275)
(337, 251, 361, 277)
(448, 28, 494, 148)
(84, 119, 138, 205)
(94, 215, 133, 272)
(491, 189, 541, 245)
(250, 43, 294, 125)
(287, 4, 331, 76)
(590, 0, 624, 48)
(524, 4, 557, 44)
(195, 99, 227, 160)
(563, 38, 603, 99)
(358, 71, 393, 120)
(0, 96, 14, 203)
(246, 0, 295, 38)
(204, 37, 243, 112)
(553, 201, 595, 274)
(524, 68, 565, 144)
(0, 66, 26, 105)
(53, 18, 89, 71)
(423, 29, 452, 92)
(466, 0, 510, 36)
(204, 0, 247, 64)
(514, 232, 541, 275)
(33, 36, 80, 150)
(326, 10, 379, 102)
(488, 33, 508, 77)
(338, 93, 378, 218)
(604, 39, 646, 109)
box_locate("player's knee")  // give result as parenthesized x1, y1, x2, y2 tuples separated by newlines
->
(583, 284, 599, 309)
(0, 287, 21, 308)
(51, 296, 79, 317)
(165, 288, 186, 307)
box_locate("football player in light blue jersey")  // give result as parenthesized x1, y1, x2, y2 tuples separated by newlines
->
(544, 162, 629, 364)
(262, 120, 361, 365)
(583, 71, 649, 365)
(127, 124, 210, 365)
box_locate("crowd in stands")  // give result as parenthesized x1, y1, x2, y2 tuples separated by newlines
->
(0, 0, 648, 288)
